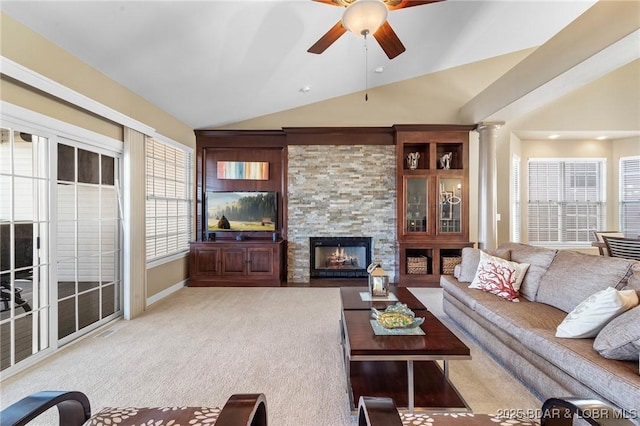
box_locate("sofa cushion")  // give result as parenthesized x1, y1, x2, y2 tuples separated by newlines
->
(535, 250, 634, 313)
(498, 243, 557, 301)
(456, 247, 511, 283)
(473, 296, 566, 340)
(593, 305, 640, 361)
(556, 287, 638, 338)
(469, 252, 529, 302)
(441, 276, 523, 312)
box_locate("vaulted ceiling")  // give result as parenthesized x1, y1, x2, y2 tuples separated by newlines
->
(1, 1, 637, 132)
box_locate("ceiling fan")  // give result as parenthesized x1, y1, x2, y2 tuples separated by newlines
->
(308, 0, 444, 59)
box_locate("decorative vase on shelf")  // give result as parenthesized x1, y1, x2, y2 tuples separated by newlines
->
(406, 152, 420, 170)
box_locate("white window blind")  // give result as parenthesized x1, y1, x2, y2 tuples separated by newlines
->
(620, 156, 640, 238)
(511, 154, 521, 242)
(145, 137, 192, 262)
(528, 159, 605, 245)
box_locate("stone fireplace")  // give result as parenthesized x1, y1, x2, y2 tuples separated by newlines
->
(287, 145, 397, 283)
(309, 237, 372, 278)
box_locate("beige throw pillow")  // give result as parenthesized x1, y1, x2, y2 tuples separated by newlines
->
(556, 287, 639, 339)
(469, 252, 530, 302)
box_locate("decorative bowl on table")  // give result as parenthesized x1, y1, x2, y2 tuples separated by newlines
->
(371, 302, 425, 329)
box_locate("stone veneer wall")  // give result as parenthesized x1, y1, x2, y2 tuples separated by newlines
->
(287, 145, 397, 283)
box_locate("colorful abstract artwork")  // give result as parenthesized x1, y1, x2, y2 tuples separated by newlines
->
(217, 161, 269, 180)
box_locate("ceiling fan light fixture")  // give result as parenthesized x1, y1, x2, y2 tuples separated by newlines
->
(342, 0, 388, 37)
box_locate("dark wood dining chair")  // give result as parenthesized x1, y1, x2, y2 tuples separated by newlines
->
(592, 231, 625, 256)
(602, 236, 640, 261)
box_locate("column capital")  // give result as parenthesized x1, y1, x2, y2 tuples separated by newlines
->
(476, 121, 506, 132)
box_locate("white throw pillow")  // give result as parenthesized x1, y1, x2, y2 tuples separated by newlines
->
(556, 287, 639, 339)
(469, 251, 530, 302)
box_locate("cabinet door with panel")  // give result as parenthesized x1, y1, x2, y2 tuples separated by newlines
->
(190, 245, 222, 278)
(221, 246, 247, 275)
(404, 176, 430, 236)
(246, 247, 275, 276)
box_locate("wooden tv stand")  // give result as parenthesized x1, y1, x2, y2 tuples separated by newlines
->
(189, 240, 286, 287)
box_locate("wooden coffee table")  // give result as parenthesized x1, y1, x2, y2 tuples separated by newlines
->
(340, 287, 471, 413)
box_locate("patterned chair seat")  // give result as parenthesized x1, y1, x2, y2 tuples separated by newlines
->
(0, 391, 266, 426)
(399, 412, 537, 425)
(358, 397, 637, 426)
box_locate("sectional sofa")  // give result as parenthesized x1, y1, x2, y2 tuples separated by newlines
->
(440, 242, 640, 423)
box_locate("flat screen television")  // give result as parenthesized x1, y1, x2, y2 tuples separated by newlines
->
(206, 191, 277, 232)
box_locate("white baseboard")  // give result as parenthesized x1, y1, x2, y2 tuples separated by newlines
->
(146, 279, 188, 306)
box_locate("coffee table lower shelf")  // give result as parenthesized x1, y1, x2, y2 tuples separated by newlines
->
(347, 360, 469, 413)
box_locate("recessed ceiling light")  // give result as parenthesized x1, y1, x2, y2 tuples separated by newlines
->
(300, 86, 311, 93)
(548, 134, 560, 139)
(596, 135, 607, 140)
(374, 66, 385, 73)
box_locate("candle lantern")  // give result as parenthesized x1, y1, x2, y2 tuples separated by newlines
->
(367, 263, 389, 297)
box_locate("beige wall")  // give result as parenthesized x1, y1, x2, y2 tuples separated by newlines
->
(147, 257, 189, 297)
(1, 13, 196, 301)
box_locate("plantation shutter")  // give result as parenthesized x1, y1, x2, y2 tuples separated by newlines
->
(620, 156, 640, 238)
(145, 137, 192, 262)
(528, 159, 604, 245)
(511, 154, 521, 242)
(563, 161, 603, 242)
(528, 161, 560, 243)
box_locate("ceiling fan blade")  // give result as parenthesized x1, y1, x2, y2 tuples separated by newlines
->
(373, 21, 406, 59)
(387, 0, 444, 11)
(311, 0, 344, 6)
(308, 21, 347, 54)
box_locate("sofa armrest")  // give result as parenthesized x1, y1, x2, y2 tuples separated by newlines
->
(215, 393, 268, 426)
(541, 397, 636, 426)
(357, 396, 403, 426)
(0, 390, 91, 426)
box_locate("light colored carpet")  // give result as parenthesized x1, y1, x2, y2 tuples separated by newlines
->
(0, 287, 540, 425)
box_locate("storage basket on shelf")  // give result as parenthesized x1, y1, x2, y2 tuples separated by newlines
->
(442, 256, 462, 275)
(407, 256, 429, 275)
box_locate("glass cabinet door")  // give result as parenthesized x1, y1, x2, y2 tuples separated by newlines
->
(439, 178, 462, 233)
(405, 177, 428, 233)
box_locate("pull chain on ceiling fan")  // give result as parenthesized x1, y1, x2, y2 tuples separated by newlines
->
(307, 0, 444, 59)
(342, 0, 387, 101)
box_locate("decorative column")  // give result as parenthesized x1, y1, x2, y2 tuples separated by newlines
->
(476, 122, 504, 250)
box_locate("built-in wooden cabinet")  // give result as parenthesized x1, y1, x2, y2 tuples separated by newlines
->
(189, 240, 286, 287)
(395, 125, 475, 286)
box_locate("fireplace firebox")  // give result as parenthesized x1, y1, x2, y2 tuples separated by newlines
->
(310, 237, 372, 278)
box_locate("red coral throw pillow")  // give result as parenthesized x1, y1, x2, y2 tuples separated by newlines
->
(469, 251, 530, 302)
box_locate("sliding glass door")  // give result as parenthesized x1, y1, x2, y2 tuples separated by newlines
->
(0, 128, 50, 371)
(56, 140, 122, 343)
(1, 123, 123, 374)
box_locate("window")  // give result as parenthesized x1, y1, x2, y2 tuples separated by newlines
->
(528, 159, 605, 246)
(145, 137, 192, 263)
(511, 154, 521, 242)
(620, 156, 640, 238)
